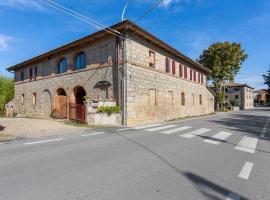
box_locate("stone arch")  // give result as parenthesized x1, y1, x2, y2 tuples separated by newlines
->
(69, 86, 87, 123)
(53, 87, 67, 119)
(41, 90, 52, 117)
(72, 86, 87, 105)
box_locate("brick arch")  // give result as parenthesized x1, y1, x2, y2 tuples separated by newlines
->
(52, 87, 68, 119)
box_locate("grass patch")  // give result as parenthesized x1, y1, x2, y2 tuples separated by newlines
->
(167, 112, 216, 122)
(0, 133, 13, 142)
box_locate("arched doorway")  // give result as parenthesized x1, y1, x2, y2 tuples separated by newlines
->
(53, 88, 67, 118)
(69, 86, 86, 123)
(41, 90, 52, 117)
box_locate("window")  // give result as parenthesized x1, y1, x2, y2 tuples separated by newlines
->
(165, 57, 170, 73)
(34, 67, 38, 80)
(75, 52, 86, 70)
(149, 89, 157, 106)
(184, 66, 187, 79)
(29, 68, 33, 81)
(149, 51, 155, 68)
(181, 92, 185, 106)
(201, 74, 203, 84)
(21, 94, 24, 104)
(190, 69, 193, 80)
(235, 95, 239, 99)
(58, 58, 67, 74)
(32, 93, 37, 106)
(198, 72, 201, 83)
(172, 61, 176, 75)
(199, 95, 202, 105)
(193, 71, 196, 82)
(179, 64, 183, 77)
(20, 71, 24, 81)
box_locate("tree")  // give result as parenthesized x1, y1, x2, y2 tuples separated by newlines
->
(0, 75, 14, 116)
(197, 42, 248, 110)
(262, 67, 270, 103)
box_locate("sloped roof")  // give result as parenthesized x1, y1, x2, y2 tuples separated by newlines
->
(6, 20, 211, 74)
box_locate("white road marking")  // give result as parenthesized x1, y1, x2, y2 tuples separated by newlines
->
(25, 138, 63, 145)
(160, 126, 192, 134)
(146, 125, 178, 132)
(133, 124, 163, 130)
(260, 114, 270, 138)
(81, 132, 105, 137)
(225, 192, 240, 200)
(235, 136, 258, 153)
(180, 128, 211, 139)
(238, 162, 254, 180)
(116, 128, 131, 132)
(204, 131, 232, 145)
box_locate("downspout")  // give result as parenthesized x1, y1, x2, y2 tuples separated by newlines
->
(115, 36, 120, 106)
(121, 31, 127, 126)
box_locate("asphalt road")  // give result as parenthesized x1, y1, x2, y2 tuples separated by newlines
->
(0, 107, 269, 200)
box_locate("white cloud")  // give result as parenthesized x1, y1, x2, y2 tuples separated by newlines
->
(0, 0, 43, 10)
(0, 34, 14, 51)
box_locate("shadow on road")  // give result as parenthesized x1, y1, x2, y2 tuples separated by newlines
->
(208, 113, 269, 141)
(110, 130, 249, 200)
(183, 172, 250, 200)
(0, 125, 5, 132)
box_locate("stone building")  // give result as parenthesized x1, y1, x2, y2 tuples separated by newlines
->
(254, 89, 268, 105)
(223, 83, 254, 110)
(7, 20, 214, 125)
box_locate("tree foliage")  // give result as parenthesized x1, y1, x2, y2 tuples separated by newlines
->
(198, 42, 248, 83)
(197, 42, 248, 110)
(0, 75, 14, 116)
(263, 67, 270, 90)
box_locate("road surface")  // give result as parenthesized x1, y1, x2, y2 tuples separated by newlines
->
(0, 107, 269, 200)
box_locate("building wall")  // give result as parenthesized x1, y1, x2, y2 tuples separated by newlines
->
(125, 33, 214, 125)
(243, 87, 254, 109)
(13, 36, 117, 118)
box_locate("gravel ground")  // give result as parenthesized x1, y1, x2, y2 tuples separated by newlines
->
(0, 118, 87, 141)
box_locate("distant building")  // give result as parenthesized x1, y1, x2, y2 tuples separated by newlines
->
(254, 89, 268, 105)
(209, 83, 254, 110)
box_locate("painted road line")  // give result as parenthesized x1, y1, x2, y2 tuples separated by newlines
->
(238, 162, 254, 180)
(146, 125, 178, 132)
(81, 132, 105, 137)
(116, 128, 131, 132)
(235, 136, 258, 153)
(133, 124, 163, 130)
(160, 126, 192, 134)
(25, 138, 63, 145)
(180, 128, 211, 139)
(260, 114, 270, 138)
(225, 192, 240, 200)
(204, 131, 232, 145)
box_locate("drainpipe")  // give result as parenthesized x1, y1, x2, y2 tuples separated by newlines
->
(121, 31, 127, 126)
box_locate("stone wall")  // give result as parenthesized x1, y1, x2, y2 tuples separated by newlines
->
(243, 87, 254, 109)
(13, 36, 117, 118)
(125, 34, 214, 125)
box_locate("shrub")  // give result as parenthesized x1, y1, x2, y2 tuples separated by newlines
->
(97, 106, 120, 116)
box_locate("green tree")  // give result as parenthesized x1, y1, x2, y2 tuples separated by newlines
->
(262, 67, 270, 103)
(197, 42, 248, 110)
(0, 75, 14, 116)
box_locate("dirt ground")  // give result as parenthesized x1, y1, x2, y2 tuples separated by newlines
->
(0, 118, 87, 141)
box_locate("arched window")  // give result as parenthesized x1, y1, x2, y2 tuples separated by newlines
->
(74, 52, 86, 70)
(58, 58, 67, 74)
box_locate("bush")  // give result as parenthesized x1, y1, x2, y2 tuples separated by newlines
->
(230, 99, 239, 106)
(97, 106, 120, 116)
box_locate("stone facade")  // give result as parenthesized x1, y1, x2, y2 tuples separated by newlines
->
(8, 20, 214, 126)
(224, 83, 254, 110)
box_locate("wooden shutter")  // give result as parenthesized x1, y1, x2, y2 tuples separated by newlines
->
(179, 64, 183, 77)
(190, 69, 192, 80)
(184, 66, 187, 79)
(172, 61, 176, 75)
(194, 71, 196, 82)
(165, 58, 170, 73)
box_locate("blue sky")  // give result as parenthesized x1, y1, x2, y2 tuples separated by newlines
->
(0, 0, 269, 89)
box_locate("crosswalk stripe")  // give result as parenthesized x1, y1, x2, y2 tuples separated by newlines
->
(204, 131, 232, 145)
(180, 128, 211, 139)
(133, 124, 163, 130)
(146, 125, 178, 132)
(160, 126, 192, 134)
(235, 136, 258, 154)
(238, 162, 254, 180)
